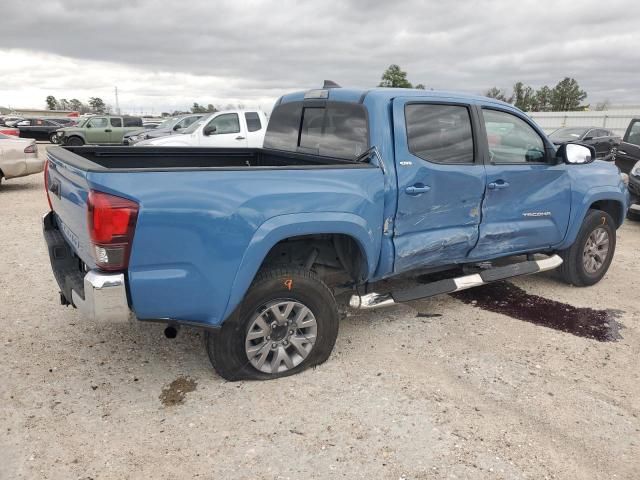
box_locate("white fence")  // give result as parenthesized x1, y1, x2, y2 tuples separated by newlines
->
(528, 109, 640, 136)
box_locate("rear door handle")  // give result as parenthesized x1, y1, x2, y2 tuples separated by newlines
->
(488, 181, 510, 190)
(235, 136, 246, 140)
(405, 185, 431, 195)
(105, 129, 112, 132)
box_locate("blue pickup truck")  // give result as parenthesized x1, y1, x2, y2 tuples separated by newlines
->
(43, 85, 629, 380)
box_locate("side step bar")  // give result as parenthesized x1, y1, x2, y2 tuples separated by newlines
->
(349, 254, 563, 310)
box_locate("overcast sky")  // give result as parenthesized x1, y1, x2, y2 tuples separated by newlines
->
(1, 0, 639, 114)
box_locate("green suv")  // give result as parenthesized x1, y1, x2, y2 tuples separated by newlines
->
(56, 116, 143, 146)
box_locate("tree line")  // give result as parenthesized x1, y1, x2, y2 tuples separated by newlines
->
(377, 64, 591, 112)
(46, 95, 109, 113)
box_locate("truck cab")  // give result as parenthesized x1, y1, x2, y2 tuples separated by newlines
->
(135, 110, 267, 148)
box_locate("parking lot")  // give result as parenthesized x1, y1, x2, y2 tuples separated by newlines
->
(1, 144, 638, 479)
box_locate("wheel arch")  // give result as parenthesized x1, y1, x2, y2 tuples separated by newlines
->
(559, 188, 627, 250)
(221, 212, 379, 321)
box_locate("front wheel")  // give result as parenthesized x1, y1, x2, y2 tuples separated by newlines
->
(49, 133, 58, 144)
(205, 267, 339, 381)
(66, 136, 84, 146)
(557, 209, 616, 286)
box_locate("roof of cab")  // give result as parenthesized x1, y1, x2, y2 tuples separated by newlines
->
(278, 87, 514, 109)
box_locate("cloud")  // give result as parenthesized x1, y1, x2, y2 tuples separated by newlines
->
(1, 0, 639, 112)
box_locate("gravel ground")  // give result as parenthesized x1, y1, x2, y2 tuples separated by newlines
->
(1, 145, 639, 479)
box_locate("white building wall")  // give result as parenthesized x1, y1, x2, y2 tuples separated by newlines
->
(528, 108, 640, 136)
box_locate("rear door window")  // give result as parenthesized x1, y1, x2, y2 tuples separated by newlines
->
(110, 118, 122, 127)
(244, 112, 262, 132)
(123, 117, 142, 127)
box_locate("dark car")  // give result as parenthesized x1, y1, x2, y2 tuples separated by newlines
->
(549, 127, 619, 160)
(122, 114, 204, 145)
(16, 118, 63, 142)
(613, 118, 640, 175)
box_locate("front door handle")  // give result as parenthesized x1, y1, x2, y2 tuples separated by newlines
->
(235, 136, 246, 140)
(105, 129, 112, 133)
(405, 185, 431, 195)
(488, 180, 510, 190)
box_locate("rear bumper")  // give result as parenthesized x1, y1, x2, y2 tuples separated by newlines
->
(43, 211, 131, 322)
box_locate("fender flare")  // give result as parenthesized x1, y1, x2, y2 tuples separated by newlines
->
(559, 186, 627, 249)
(221, 212, 380, 321)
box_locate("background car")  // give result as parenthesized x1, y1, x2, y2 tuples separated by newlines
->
(123, 114, 204, 145)
(0, 116, 25, 127)
(549, 127, 619, 160)
(56, 115, 143, 145)
(0, 133, 43, 186)
(16, 118, 64, 142)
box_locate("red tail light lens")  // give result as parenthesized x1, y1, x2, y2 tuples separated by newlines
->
(87, 190, 139, 271)
(44, 159, 53, 211)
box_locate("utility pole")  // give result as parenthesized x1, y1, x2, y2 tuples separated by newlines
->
(115, 86, 121, 115)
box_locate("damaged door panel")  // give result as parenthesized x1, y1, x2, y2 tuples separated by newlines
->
(392, 99, 486, 273)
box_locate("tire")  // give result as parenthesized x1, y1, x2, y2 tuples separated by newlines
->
(557, 209, 616, 286)
(49, 133, 58, 144)
(66, 136, 84, 146)
(627, 208, 640, 222)
(205, 267, 339, 381)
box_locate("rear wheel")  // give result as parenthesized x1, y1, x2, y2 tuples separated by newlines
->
(66, 136, 84, 146)
(49, 132, 58, 144)
(557, 209, 616, 286)
(205, 267, 339, 381)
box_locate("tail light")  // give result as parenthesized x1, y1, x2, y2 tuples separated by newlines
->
(24, 143, 37, 154)
(43, 159, 53, 211)
(87, 190, 139, 271)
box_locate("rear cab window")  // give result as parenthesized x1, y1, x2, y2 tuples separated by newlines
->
(264, 101, 368, 160)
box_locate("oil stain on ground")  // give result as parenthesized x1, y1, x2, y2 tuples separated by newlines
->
(452, 281, 623, 342)
(159, 376, 198, 407)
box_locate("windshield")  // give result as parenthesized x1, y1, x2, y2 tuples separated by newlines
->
(155, 118, 176, 130)
(74, 117, 89, 128)
(625, 120, 640, 146)
(549, 127, 587, 142)
(181, 116, 209, 134)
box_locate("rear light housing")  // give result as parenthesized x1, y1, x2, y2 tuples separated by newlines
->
(24, 143, 37, 154)
(43, 159, 53, 211)
(87, 190, 139, 271)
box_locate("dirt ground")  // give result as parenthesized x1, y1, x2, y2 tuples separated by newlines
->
(1, 145, 639, 479)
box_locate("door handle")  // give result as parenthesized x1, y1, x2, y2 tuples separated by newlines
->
(105, 129, 112, 132)
(488, 181, 510, 190)
(235, 136, 246, 140)
(405, 185, 431, 195)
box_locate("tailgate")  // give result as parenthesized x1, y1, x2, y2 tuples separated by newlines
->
(46, 149, 95, 267)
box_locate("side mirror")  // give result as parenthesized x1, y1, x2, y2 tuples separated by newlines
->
(558, 143, 595, 165)
(173, 124, 182, 131)
(203, 125, 217, 136)
(87, 124, 92, 128)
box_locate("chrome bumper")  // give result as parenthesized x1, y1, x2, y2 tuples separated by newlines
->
(71, 270, 131, 322)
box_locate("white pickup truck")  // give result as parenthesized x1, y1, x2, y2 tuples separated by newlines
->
(135, 110, 267, 148)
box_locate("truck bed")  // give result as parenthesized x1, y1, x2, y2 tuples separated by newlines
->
(49, 146, 372, 171)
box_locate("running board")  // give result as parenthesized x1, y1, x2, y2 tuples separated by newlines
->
(349, 254, 563, 309)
